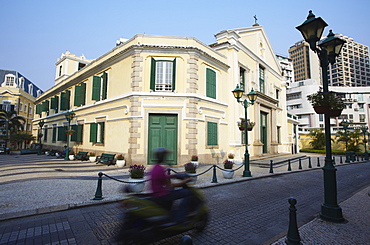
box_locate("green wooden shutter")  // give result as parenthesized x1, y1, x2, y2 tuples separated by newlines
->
(206, 68, 216, 99)
(150, 58, 156, 91)
(77, 124, 83, 142)
(80, 83, 86, 105)
(90, 123, 97, 142)
(57, 126, 67, 141)
(207, 122, 218, 146)
(52, 127, 57, 142)
(102, 72, 108, 100)
(43, 128, 48, 142)
(99, 122, 105, 143)
(92, 76, 101, 101)
(71, 125, 77, 142)
(60, 92, 66, 110)
(36, 104, 42, 114)
(42, 101, 49, 112)
(74, 85, 81, 106)
(66, 90, 70, 110)
(172, 58, 176, 91)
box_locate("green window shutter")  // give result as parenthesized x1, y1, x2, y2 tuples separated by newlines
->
(206, 68, 216, 99)
(150, 58, 156, 91)
(90, 123, 98, 143)
(172, 58, 176, 91)
(36, 104, 42, 114)
(207, 122, 218, 146)
(74, 85, 81, 106)
(57, 126, 67, 141)
(71, 125, 77, 142)
(92, 76, 101, 101)
(76, 124, 83, 142)
(51, 97, 56, 109)
(52, 127, 57, 141)
(43, 128, 48, 142)
(60, 92, 66, 110)
(102, 72, 108, 100)
(42, 101, 49, 112)
(66, 90, 70, 110)
(99, 122, 105, 143)
(80, 83, 86, 105)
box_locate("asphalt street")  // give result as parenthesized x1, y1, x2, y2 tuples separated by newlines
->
(0, 161, 369, 245)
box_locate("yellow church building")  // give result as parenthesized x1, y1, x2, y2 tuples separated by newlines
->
(34, 24, 293, 166)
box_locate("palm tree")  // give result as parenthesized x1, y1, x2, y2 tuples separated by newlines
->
(0, 110, 26, 151)
(336, 128, 362, 153)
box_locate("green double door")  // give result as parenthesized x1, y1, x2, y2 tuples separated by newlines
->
(148, 114, 178, 165)
(261, 112, 268, 153)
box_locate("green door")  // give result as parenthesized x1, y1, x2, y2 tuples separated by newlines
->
(148, 114, 178, 165)
(260, 112, 268, 153)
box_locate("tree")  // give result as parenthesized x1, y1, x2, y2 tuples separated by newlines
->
(10, 133, 36, 150)
(336, 128, 362, 153)
(0, 110, 26, 150)
(308, 128, 326, 150)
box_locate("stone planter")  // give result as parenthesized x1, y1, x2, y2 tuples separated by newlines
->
(190, 161, 199, 167)
(116, 160, 126, 167)
(187, 173, 198, 184)
(128, 178, 146, 192)
(69, 155, 75, 160)
(89, 156, 96, 162)
(222, 169, 234, 179)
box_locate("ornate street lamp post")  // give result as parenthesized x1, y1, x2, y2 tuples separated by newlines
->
(297, 10, 346, 222)
(37, 120, 45, 155)
(232, 85, 258, 177)
(64, 111, 75, 160)
(360, 126, 369, 160)
(340, 120, 350, 163)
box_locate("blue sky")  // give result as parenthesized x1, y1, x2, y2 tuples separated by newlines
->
(1, 0, 369, 91)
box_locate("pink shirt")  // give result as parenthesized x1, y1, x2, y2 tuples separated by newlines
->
(150, 163, 170, 197)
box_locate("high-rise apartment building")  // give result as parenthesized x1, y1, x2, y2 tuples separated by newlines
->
(289, 34, 370, 87)
(328, 34, 370, 87)
(288, 40, 320, 82)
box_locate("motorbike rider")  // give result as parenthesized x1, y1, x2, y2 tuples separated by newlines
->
(150, 148, 192, 224)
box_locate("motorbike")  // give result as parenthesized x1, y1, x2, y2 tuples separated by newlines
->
(116, 173, 209, 244)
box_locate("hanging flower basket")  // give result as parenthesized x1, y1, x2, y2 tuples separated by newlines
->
(65, 130, 75, 135)
(313, 105, 330, 114)
(363, 140, 368, 143)
(238, 119, 255, 131)
(329, 109, 343, 118)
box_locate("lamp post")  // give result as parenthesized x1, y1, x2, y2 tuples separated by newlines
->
(340, 120, 350, 163)
(232, 85, 258, 177)
(360, 126, 369, 161)
(64, 111, 75, 160)
(297, 10, 346, 223)
(37, 120, 45, 155)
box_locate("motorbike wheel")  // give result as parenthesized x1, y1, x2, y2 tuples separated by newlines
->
(194, 211, 208, 232)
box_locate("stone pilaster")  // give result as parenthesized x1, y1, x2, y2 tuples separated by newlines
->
(131, 53, 143, 92)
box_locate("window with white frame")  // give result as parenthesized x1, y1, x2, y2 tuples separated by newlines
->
(4, 74, 15, 87)
(19, 77, 24, 89)
(150, 57, 176, 92)
(28, 84, 33, 95)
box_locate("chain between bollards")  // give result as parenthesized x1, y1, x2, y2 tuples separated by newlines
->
(286, 198, 301, 245)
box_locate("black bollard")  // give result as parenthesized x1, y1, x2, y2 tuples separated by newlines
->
(93, 172, 104, 200)
(317, 157, 320, 167)
(308, 157, 312, 168)
(167, 168, 171, 175)
(356, 155, 359, 161)
(179, 235, 193, 245)
(333, 156, 336, 165)
(288, 159, 292, 171)
(211, 165, 218, 183)
(298, 159, 302, 170)
(269, 160, 274, 174)
(286, 198, 301, 245)
(340, 155, 343, 164)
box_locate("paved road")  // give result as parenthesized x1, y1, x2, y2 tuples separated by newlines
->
(0, 162, 369, 245)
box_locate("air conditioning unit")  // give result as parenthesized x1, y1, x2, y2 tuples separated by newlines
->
(354, 99, 358, 102)
(354, 108, 359, 111)
(348, 98, 353, 102)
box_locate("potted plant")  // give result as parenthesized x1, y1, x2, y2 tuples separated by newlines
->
(190, 155, 199, 167)
(238, 119, 246, 131)
(116, 154, 125, 167)
(222, 159, 234, 179)
(227, 153, 235, 162)
(307, 88, 346, 117)
(69, 150, 75, 160)
(238, 119, 255, 131)
(89, 152, 96, 162)
(184, 162, 198, 184)
(128, 164, 146, 192)
(247, 120, 256, 131)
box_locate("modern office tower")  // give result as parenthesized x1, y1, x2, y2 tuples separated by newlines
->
(328, 34, 370, 87)
(289, 34, 370, 87)
(288, 40, 320, 82)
